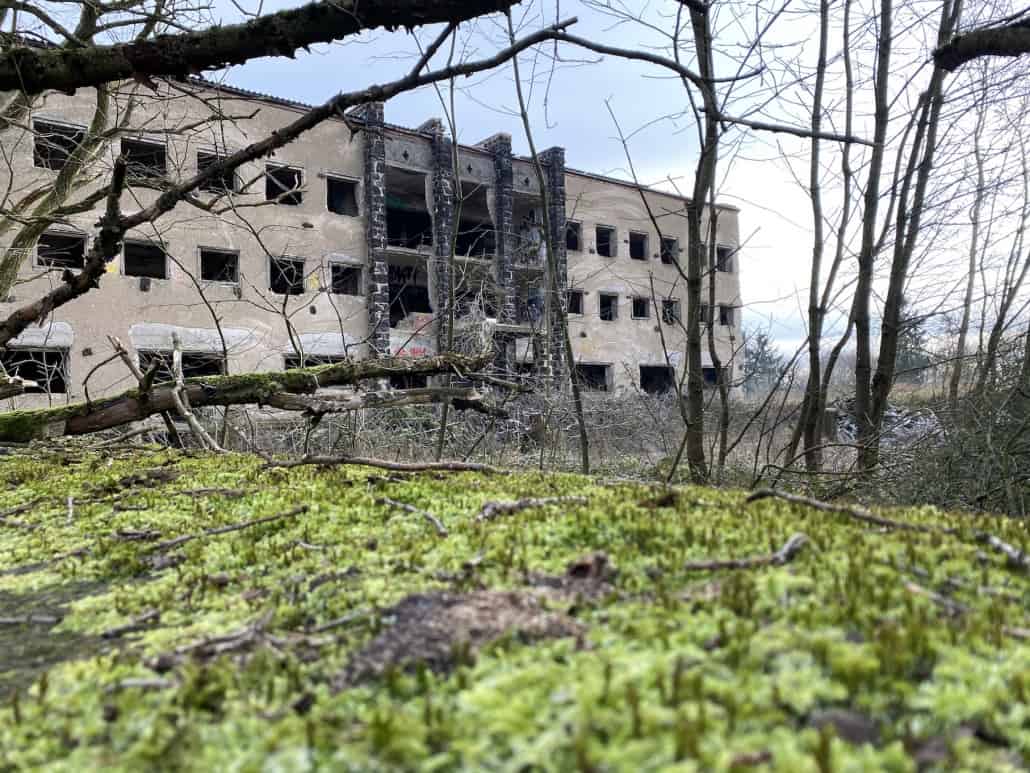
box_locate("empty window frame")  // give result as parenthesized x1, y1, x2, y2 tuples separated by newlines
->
(599, 292, 618, 321)
(270, 256, 305, 295)
(595, 225, 616, 257)
(138, 350, 225, 383)
(326, 176, 359, 216)
(331, 263, 362, 296)
(389, 372, 428, 390)
(121, 138, 166, 180)
(266, 164, 303, 205)
(0, 348, 68, 394)
(197, 151, 238, 194)
(661, 299, 681, 325)
(702, 366, 721, 386)
(574, 363, 610, 392)
(284, 353, 347, 369)
(716, 245, 735, 272)
(36, 231, 86, 269)
(699, 303, 711, 326)
(33, 120, 85, 171)
(566, 221, 582, 252)
(629, 231, 648, 261)
(661, 237, 679, 265)
(632, 296, 650, 319)
(640, 365, 675, 395)
(200, 248, 239, 283)
(565, 289, 584, 315)
(123, 241, 167, 279)
(719, 304, 735, 326)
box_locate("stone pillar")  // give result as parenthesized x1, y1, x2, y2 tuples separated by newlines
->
(359, 102, 390, 357)
(479, 133, 516, 374)
(428, 121, 455, 354)
(539, 146, 568, 384)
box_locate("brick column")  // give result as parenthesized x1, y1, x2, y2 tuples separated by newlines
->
(479, 133, 517, 373)
(539, 146, 568, 384)
(360, 102, 390, 357)
(428, 121, 456, 354)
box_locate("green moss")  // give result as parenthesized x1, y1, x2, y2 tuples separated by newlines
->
(0, 449, 1027, 771)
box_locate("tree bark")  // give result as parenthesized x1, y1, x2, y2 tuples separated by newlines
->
(935, 21, 1030, 72)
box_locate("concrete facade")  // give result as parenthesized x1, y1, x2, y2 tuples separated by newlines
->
(0, 81, 741, 406)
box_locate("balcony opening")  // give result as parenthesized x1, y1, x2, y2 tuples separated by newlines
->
(574, 363, 610, 392)
(566, 221, 582, 252)
(565, 289, 584, 315)
(331, 264, 362, 296)
(124, 241, 167, 279)
(37, 231, 86, 269)
(33, 120, 85, 171)
(599, 292, 618, 321)
(719, 304, 735, 326)
(265, 164, 303, 205)
(388, 264, 432, 327)
(389, 372, 429, 390)
(632, 297, 650, 319)
(200, 248, 239, 283)
(270, 256, 305, 295)
(197, 152, 238, 194)
(661, 237, 679, 265)
(386, 168, 432, 250)
(640, 365, 675, 395)
(454, 181, 495, 257)
(629, 231, 648, 260)
(327, 176, 359, 216)
(596, 225, 616, 257)
(513, 190, 545, 265)
(121, 138, 166, 180)
(138, 350, 225, 383)
(0, 348, 68, 394)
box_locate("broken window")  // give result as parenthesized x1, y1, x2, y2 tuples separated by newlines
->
(200, 248, 238, 283)
(389, 373, 428, 390)
(566, 221, 582, 252)
(702, 366, 721, 386)
(632, 297, 650, 319)
(699, 303, 711, 326)
(284, 353, 347, 369)
(388, 264, 432, 326)
(0, 348, 68, 394)
(266, 164, 303, 205)
(661, 299, 681, 325)
(716, 245, 735, 272)
(629, 231, 648, 260)
(599, 292, 618, 321)
(197, 151, 238, 194)
(33, 120, 85, 171)
(331, 264, 361, 296)
(327, 176, 359, 216)
(123, 241, 167, 279)
(386, 168, 432, 249)
(640, 365, 675, 395)
(574, 363, 609, 392)
(456, 182, 496, 257)
(596, 225, 616, 257)
(121, 138, 166, 180)
(719, 304, 734, 326)
(37, 231, 86, 269)
(661, 237, 679, 265)
(138, 350, 225, 383)
(565, 289, 584, 315)
(270, 256, 305, 295)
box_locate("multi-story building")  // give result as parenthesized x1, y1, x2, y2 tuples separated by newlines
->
(0, 80, 741, 406)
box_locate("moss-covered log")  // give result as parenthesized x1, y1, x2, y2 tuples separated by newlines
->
(0, 351, 492, 442)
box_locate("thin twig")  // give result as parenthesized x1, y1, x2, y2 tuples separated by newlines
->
(147, 505, 309, 554)
(475, 496, 589, 522)
(377, 497, 448, 537)
(746, 488, 950, 534)
(684, 532, 809, 571)
(264, 455, 507, 474)
(101, 609, 160, 639)
(905, 582, 1030, 640)
(974, 533, 1030, 572)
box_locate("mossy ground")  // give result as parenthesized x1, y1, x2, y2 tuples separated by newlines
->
(0, 447, 1028, 771)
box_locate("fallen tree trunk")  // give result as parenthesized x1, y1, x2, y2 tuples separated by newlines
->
(0, 351, 493, 442)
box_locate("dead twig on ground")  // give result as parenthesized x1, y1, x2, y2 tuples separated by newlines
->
(0, 497, 44, 530)
(905, 582, 1030, 640)
(683, 532, 809, 571)
(974, 533, 1030, 572)
(264, 455, 507, 475)
(102, 609, 160, 639)
(746, 489, 950, 534)
(0, 614, 62, 625)
(147, 505, 309, 554)
(475, 496, 589, 522)
(377, 497, 448, 537)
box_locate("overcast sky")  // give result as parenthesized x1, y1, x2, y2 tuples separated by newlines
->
(211, 0, 818, 351)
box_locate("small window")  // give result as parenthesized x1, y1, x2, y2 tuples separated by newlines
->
(138, 350, 225, 383)
(629, 231, 648, 260)
(599, 292, 618, 321)
(661, 237, 679, 265)
(326, 176, 359, 216)
(702, 366, 720, 386)
(574, 363, 609, 392)
(200, 248, 239, 283)
(121, 138, 166, 180)
(123, 241, 167, 279)
(716, 245, 735, 273)
(197, 152, 237, 194)
(37, 231, 86, 269)
(596, 226, 616, 258)
(719, 304, 734, 326)
(699, 304, 711, 326)
(565, 289, 584, 315)
(640, 365, 674, 395)
(661, 299, 681, 325)
(270, 256, 305, 295)
(0, 348, 67, 394)
(33, 120, 85, 171)
(566, 221, 582, 252)
(266, 165, 303, 205)
(632, 297, 650, 319)
(285, 353, 347, 369)
(389, 373, 428, 390)
(331, 264, 361, 296)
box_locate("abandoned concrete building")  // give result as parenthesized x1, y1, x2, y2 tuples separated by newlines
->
(0, 81, 741, 407)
